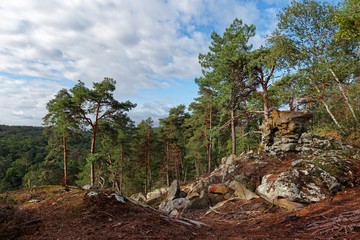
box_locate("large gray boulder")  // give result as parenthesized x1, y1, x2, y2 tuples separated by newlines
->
(257, 154, 356, 204)
(167, 180, 181, 201)
(164, 198, 190, 215)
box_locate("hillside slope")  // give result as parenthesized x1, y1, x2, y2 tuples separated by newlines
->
(1, 184, 360, 239)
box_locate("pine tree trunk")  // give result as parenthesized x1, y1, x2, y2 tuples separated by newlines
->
(231, 108, 236, 155)
(166, 140, 170, 186)
(263, 88, 269, 120)
(147, 130, 152, 192)
(97, 160, 101, 186)
(144, 143, 148, 194)
(90, 131, 96, 186)
(148, 150, 152, 192)
(63, 133, 68, 186)
(208, 105, 212, 173)
(120, 143, 123, 194)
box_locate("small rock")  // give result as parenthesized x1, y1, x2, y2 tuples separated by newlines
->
(275, 198, 306, 211)
(83, 185, 101, 190)
(170, 209, 179, 216)
(87, 191, 100, 197)
(186, 192, 199, 200)
(208, 184, 229, 195)
(114, 194, 125, 203)
(130, 192, 146, 202)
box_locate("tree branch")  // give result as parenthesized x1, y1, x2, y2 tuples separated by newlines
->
(237, 131, 262, 139)
(217, 111, 264, 131)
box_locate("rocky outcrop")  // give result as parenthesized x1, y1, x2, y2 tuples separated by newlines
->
(260, 110, 354, 156)
(139, 146, 359, 212)
(132, 111, 359, 213)
(260, 110, 312, 147)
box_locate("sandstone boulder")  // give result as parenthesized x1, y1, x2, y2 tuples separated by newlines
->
(130, 192, 146, 202)
(145, 188, 167, 206)
(229, 180, 257, 200)
(260, 110, 313, 154)
(271, 110, 312, 138)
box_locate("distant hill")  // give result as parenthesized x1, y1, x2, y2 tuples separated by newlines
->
(0, 125, 89, 193)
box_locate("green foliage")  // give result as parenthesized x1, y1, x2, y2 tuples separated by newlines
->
(336, 0, 360, 40)
(0, 125, 49, 192)
(0, 125, 90, 193)
(269, 0, 360, 137)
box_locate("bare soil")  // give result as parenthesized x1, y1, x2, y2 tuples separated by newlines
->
(1, 184, 360, 240)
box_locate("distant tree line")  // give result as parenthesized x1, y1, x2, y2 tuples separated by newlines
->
(1, 0, 359, 195)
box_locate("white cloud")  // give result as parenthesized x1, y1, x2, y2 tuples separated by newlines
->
(0, 76, 64, 125)
(0, 0, 288, 126)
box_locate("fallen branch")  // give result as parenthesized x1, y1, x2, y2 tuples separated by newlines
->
(208, 206, 227, 215)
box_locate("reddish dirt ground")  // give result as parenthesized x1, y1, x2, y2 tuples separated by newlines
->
(190, 186, 360, 239)
(1, 185, 360, 240)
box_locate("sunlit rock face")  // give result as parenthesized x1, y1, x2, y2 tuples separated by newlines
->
(271, 110, 312, 138)
(260, 110, 312, 150)
(259, 110, 348, 155)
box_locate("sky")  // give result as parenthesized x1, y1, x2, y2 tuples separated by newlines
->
(0, 0, 339, 126)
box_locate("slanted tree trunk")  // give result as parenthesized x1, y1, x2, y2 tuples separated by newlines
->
(310, 78, 346, 134)
(253, 64, 275, 121)
(329, 68, 359, 124)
